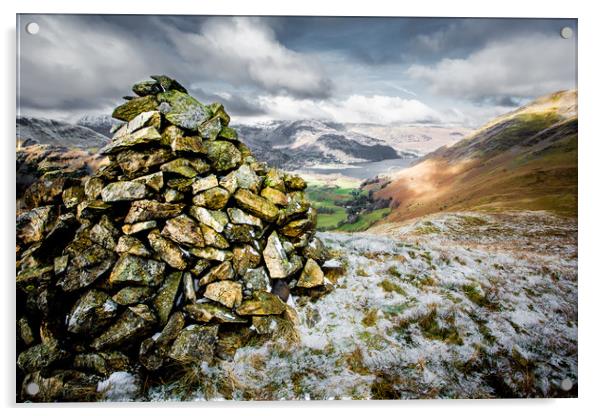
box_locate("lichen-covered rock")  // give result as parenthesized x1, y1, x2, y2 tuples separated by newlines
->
(108, 254, 166, 286)
(62, 186, 85, 209)
(168, 324, 218, 364)
(158, 90, 211, 130)
(73, 351, 130, 376)
(284, 173, 307, 191)
(263, 231, 297, 278)
(67, 289, 119, 334)
(91, 304, 157, 350)
(147, 229, 187, 270)
(231, 164, 262, 193)
(153, 271, 182, 325)
(112, 286, 154, 306)
(116, 148, 173, 176)
(192, 186, 230, 209)
(115, 235, 151, 257)
(186, 302, 247, 324)
(261, 187, 289, 206)
(182, 272, 196, 304)
(204, 280, 243, 308)
(133, 80, 162, 97)
(236, 291, 287, 316)
(198, 116, 222, 141)
(190, 206, 228, 232)
(100, 126, 163, 155)
(223, 223, 256, 243)
(17, 338, 68, 373)
(264, 168, 286, 192)
(161, 214, 205, 248)
(233, 189, 279, 222)
(112, 95, 158, 122)
(122, 220, 157, 235)
(58, 238, 116, 292)
(113, 111, 161, 139)
(124, 200, 184, 223)
(151, 74, 188, 93)
(131, 171, 164, 192)
(281, 218, 312, 238)
(201, 140, 242, 172)
(297, 258, 325, 288)
(198, 261, 234, 286)
(155, 311, 186, 354)
(233, 245, 262, 276)
(192, 174, 218, 194)
(171, 135, 204, 154)
(89, 215, 120, 250)
(16, 206, 53, 244)
(227, 207, 262, 228)
(101, 181, 147, 202)
(160, 158, 199, 178)
(200, 225, 230, 249)
(241, 267, 270, 293)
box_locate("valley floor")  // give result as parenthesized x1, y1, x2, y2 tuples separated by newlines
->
(100, 210, 578, 400)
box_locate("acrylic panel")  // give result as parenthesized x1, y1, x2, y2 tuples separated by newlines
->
(16, 15, 578, 402)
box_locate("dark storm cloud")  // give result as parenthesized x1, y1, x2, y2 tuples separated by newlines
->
(268, 17, 577, 65)
(189, 86, 267, 117)
(16, 14, 577, 126)
(17, 14, 333, 117)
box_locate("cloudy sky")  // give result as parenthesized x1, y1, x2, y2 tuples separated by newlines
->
(17, 15, 577, 127)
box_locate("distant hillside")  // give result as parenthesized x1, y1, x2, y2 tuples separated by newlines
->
(374, 90, 577, 223)
(17, 116, 111, 150)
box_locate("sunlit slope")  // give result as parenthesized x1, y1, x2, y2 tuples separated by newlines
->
(375, 90, 577, 222)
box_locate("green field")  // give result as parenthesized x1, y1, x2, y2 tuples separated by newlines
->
(305, 185, 389, 232)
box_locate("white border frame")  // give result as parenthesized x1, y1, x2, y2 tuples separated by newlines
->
(3, 1, 600, 415)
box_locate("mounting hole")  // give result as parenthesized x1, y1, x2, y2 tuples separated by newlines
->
(26, 382, 40, 396)
(560, 378, 573, 391)
(560, 27, 573, 39)
(25, 22, 40, 35)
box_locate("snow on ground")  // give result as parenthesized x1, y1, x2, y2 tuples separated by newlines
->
(141, 210, 577, 401)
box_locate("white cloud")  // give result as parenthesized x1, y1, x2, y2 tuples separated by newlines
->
(165, 17, 332, 98)
(244, 94, 444, 125)
(406, 34, 576, 100)
(19, 15, 155, 111)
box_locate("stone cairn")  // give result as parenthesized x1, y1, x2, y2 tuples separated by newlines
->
(16, 75, 330, 401)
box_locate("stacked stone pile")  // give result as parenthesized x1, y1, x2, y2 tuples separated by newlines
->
(16, 75, 330, 401)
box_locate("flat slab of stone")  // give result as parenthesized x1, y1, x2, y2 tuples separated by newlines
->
(101, 181, 147, 202)
(100, 126, 163, 155)
(233, 189, 279, 222)
(236, 291, 286, 316)
(204, 280, 242, 308)
(124, 200, 184, 223)
(108, 254, 166, 286)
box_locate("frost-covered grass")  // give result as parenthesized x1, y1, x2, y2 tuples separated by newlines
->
(109, 211, 577, 401)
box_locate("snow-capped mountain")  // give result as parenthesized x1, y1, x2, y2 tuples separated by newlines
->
(235, 119, 414, 170)
(17, 116, 111, 150)
(76, 114, 118, 138)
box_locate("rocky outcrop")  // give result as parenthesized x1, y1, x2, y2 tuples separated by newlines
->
(16, 75, 330, 402)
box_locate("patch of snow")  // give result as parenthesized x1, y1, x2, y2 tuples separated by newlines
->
(97, 372, 139, 401)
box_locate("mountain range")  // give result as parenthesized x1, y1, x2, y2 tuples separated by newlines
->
(17, 115, 431, 170)
(16, 116, 111, 150)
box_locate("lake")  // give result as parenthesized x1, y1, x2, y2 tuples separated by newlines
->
(298, 157, 415, 180)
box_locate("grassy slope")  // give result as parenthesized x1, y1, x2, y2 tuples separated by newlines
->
(375, 91, 577, 224)
(306, 185, 389, 232)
